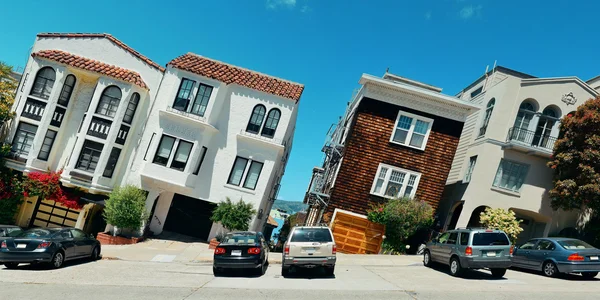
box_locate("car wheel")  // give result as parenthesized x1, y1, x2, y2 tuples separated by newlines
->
(50, 251, 65, 269)
(325, 265, 335, 277)
(257, 261, 267, 276)
(449, 257, 463, 277)
(3, 263, 19, 269)
(542, 261, 558, 277)
(90, 246, 100, 261)
(281, 265, 290, 277)
(491, 268, 507, 278)
(423, 250, 432, 267)
(581, 272, 598, 279)
(213, 266, 224, 277)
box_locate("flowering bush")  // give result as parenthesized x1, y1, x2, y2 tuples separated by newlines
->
(479, 207, 523, 244)
(21, 170, 83, 209)
(367, 197, 434, 253)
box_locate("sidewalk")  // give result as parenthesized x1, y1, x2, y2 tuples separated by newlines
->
(101, 238, 424, 266)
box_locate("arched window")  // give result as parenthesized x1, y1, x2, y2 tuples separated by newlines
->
(478, 98, 495, 136)
(57, 74, 76, 106)
(95, 86, 122, 118)
(246, 105, 266, 134)
(512, 100, 537, 142)
(30, 67, 56, 99)
(533, 106, 559, 148)
(261, 109, 281, 138)
(123, 93, 140, 124)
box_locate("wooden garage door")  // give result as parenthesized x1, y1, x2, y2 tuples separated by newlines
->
(331, 211, 385, 254)
(31, 200, 80, 228)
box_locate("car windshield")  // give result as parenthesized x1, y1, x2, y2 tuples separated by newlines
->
(291, 228, 333, 242)
(472, 232, 509, 246)
(16, 229, 55, 238)
(220, 233, 258, 245)
(557, 239, 595, 250)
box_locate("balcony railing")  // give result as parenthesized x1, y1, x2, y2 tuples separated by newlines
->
(87, 117, 112, 140)
(309, 171, 326, 194)
(21, 98, 46, 121)
(507, 127, 557, 152)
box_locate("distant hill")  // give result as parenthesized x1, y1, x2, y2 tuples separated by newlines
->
(272, 200, 307, 215)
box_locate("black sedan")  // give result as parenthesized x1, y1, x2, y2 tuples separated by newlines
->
(0, 227, 101, 269)
(213, 231, 269, 276)
(512, 238, 600, 278)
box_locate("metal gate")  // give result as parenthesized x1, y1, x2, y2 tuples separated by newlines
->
(30, 199, 80, 228)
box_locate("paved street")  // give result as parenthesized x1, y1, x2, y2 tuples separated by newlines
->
(1, 258, 599, 299)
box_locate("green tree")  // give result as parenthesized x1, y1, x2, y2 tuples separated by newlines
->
(103, 185, 149, 233)
(210, 197, 256, 231)
(548, 97, 600, 213)
(0, 62, 17, 131)
(479, 207, 523, 244)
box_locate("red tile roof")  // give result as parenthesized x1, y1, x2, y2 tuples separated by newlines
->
(37, 33, 165, 72)
(32, 50, 148, 89)
(168, 53, 304, 102)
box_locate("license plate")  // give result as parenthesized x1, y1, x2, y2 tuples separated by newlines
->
(304, 248, 316, 253)
(486, 251, 496, 257)
(16, 244, 27, 249)
(231, 250, 241, 256)
(591, 256, 599, 261)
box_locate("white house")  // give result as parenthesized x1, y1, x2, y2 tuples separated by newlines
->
(439, 66, 597, 244)
(4, 33, 303, 241)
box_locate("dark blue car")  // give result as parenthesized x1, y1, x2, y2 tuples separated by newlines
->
(512, 238, 600, 278)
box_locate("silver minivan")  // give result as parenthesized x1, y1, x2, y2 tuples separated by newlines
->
(423, 228, 513, 278)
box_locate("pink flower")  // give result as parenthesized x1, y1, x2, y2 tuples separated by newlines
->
(23, 191, 29, 198)
(378, 208, 383, 212)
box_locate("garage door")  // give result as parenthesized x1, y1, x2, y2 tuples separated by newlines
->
(163, 194, 217, 241)
(30, 199, 81, 228)
(331, 210, 385, 254)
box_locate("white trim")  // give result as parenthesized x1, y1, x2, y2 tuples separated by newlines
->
(389, 110, 433, 151)
(521, 77, 598, 96)
(370, 163, 421, 199)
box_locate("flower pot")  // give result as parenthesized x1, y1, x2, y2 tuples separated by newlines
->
(96, 232, 144, 245)
(208, 238, 220, 249)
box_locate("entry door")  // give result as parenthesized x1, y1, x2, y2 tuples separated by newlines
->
(163, 194, 217, 241)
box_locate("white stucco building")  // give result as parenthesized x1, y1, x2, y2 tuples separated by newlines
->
(4, 33, 303, 241)
(439, 66, 598, 244)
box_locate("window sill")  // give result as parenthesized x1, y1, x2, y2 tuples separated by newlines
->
(369, 192, 415, 200)
(159, 107, 218, 132)
(224, 184, 256, 195)
(237, 131, 285, 150)
(490, 186, 521, 197)
(388, 140, 426, 151)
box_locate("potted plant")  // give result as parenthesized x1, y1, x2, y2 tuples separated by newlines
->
(98, 185, 149, 245)
(208, 197, 256, 249)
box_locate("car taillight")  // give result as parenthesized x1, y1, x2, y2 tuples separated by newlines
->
(37, 241, 52, 249)
(0, 241, 6, 248)
(568, 253, 585, 261)
(214, 247, 226, 255)
(509, 245, 514, 255)
(465, 246, 473, 256)
(248, 247, 261, 255)
(332, 244, 337, 255)
(284, 244, 290, 255)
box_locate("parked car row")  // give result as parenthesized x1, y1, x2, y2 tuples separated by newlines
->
(0, 226, 101, 269)
(423, 227, 600, 279)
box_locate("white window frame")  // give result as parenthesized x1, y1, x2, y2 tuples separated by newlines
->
(389, 110, 434, 151)
(370, 163, 422, 199)
(464, 156, 477, 183)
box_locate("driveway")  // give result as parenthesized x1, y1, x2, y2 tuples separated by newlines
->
(1, 258, 599, 299)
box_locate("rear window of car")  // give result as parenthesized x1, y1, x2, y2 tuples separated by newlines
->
(291, 228, 333, 243)
(472, 232, 510, 246)
(16, 229, 54, 238)
(220, 233, 258, 245)
(7, 228, 23, 237)
(557, 239, 594, 250)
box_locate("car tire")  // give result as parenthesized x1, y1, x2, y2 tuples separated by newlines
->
(213, 266, 224, 277)
(49, 251, 65, 269)
(581, 272, 598, 279)
(325, 265, 335, 277)
(3, 263, 19, 269)
(281, 265, 290, 277)
(542, 261, 558, 277)
(491, 268, 507, 278)
(449, 257, 463, 277)
(257, 260, 267, 276)
(423, 250, 433, 267)
(90, 246, 100, 261)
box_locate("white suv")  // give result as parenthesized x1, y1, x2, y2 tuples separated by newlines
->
(281, 225, 337, 277)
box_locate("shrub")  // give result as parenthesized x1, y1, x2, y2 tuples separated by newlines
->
(367, 197, 434, 253)
(210, 197, 256, 231)
(0, 144, 23, 224)
(479, 207, 523, 244)
(103, 185, 148, 232)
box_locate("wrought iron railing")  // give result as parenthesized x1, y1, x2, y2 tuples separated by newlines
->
(309, 171, 326, 194)
(507, 127, 557, 151)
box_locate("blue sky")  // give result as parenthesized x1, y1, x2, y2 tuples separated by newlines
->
(1, 0, 599, 203)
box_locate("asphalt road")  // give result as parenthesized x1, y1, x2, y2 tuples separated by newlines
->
(1, 259, 599, 299)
